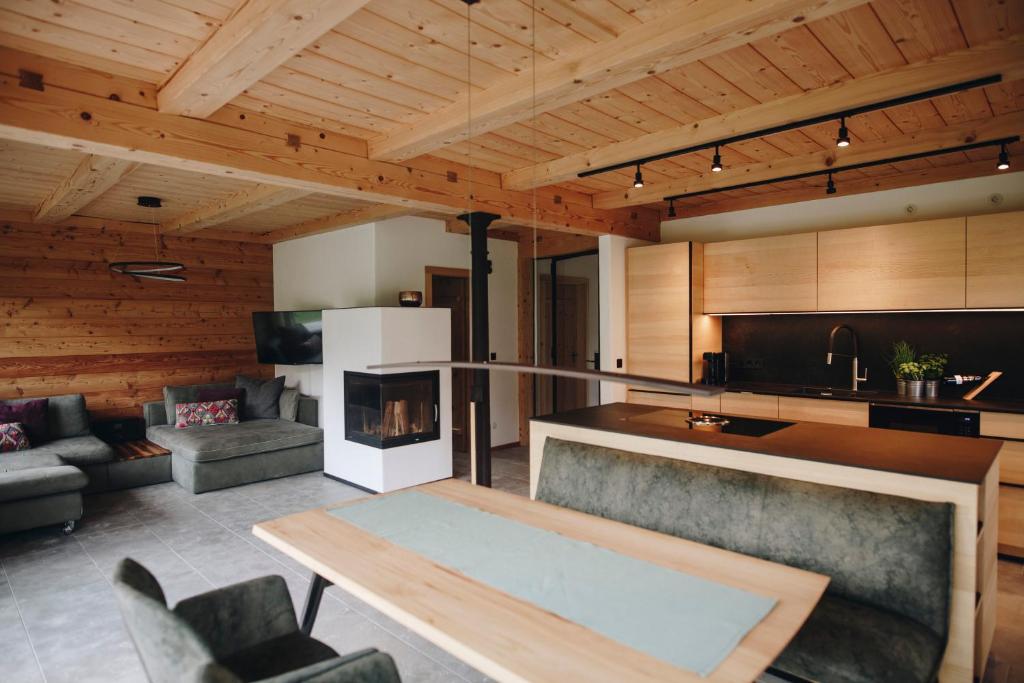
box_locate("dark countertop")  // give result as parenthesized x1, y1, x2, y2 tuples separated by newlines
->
(634, 380, 1024, 415)
(532, 402, 1002, 485)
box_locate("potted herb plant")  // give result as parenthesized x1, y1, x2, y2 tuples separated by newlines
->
(920, 353, 949, 398)
(887, 341, 916, 395)
(898, 361, 926, 397)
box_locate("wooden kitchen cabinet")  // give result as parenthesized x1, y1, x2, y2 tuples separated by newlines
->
(996, 441, 1024, 487)
(691, 394, 722, 412)
(967, 211, 1024, 308)
(703, 233, 817, 313)
(778, 397, 869, 427)
(817, 218, 966, 311)
(998, 485, 1024, 557)
(981, 411, 1024, 440)
(720, 392, 779, 418)
(627, 242, 691, 381)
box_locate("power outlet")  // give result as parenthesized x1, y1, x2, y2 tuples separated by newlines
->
(741, 358, 765, 370)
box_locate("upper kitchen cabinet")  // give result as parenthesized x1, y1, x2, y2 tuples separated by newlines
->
(817, 218, 966, 311)
(627, 242, 691, 381)
(703, 233, 817, 313)
(966, 211, 1024, 308)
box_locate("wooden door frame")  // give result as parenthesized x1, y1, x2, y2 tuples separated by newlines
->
(424, 266, 470, 307)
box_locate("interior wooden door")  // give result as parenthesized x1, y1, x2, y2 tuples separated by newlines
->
(427, 269, 470, 453)
(537, 275, 588, 414)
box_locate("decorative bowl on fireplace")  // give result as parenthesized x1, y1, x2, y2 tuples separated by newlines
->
(344, 371, 440, 449)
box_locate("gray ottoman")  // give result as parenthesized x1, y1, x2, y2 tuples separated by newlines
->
(0, 452, 88, 535)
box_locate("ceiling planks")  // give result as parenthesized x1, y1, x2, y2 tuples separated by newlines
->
(367, 0, 872, 162)
(158, 0, 373, 117)
(0, 0, 1018, 234)
(0, 69, 658, 239)
(33, 154, 139, 223)
(163, 185, 313, 234)
(263, 203, 412, 242)
(503, 37, 1024, 190)
(596, 111, 1024, 208)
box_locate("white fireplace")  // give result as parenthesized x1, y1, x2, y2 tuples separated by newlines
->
(322, 307, 452, 492)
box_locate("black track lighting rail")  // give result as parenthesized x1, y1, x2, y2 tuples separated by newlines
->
(662, 136, 1018, 202)
(578, 74, 1003, 179)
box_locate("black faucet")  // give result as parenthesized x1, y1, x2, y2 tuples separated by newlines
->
(826, 324, 868, 391)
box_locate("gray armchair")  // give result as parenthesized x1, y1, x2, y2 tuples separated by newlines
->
(113, 559, 401, 683)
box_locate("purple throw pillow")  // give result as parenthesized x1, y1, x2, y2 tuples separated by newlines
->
(0, 398, 48, 444)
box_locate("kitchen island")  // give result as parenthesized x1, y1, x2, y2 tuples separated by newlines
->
(529, 403, 1001, 683)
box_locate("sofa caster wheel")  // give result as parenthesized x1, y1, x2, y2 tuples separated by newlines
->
(62, 520, 77, 535)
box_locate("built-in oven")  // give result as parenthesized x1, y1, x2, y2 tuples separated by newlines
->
(868, 403, 980, 437)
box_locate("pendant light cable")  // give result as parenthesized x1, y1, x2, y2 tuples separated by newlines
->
(531, 0, 538, 369)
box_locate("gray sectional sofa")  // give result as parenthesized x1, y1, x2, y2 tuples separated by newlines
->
(536, 437, 953, 683)
(144, 383, 323, 494)
(0, 394, 114, 535)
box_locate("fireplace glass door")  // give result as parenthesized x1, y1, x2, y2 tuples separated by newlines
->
(344, 371, 440, 449)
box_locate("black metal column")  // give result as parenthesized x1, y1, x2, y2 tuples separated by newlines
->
(457, 211, 500, 487)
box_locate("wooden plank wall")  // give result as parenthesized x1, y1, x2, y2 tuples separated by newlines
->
(0, 221, 273, 420)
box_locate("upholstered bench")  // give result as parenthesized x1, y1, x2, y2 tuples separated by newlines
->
(144, 383, 324, 493)
(0, 452, 88, 535)
(536, 437, 953, 683)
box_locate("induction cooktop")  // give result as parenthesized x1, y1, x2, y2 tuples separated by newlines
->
(683, 411, 794, 437)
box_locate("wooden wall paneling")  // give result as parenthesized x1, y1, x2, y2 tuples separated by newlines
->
(704, 233, 818, 313)
(627, 241, 691, 382)
(966, 210, 1024, 308)
(0, 222, 273, 419)
(817, 217, 966, 311)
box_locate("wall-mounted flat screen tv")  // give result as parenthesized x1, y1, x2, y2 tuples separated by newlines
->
(253, 310, 323, 365)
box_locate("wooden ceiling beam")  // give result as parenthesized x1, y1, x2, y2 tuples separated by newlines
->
(0, 73, 658, 240)
(33, 154, 138, 223)
(504, 37, 1024, 191)
(596, 111, 1024, 208)
(368, 0, 870, 162)
(158, 0, 372, 118)
(674, 158, 1013, 219)
(164, 185, 312, 234)
(263, 204, 413, 242)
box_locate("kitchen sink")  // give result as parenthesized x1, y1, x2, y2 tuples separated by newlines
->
(796, 386, 877, 398)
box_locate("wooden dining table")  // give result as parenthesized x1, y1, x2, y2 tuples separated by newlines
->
(253, 479, 828, 683)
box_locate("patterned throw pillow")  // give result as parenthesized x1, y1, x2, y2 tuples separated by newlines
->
(174, 399, 239, 429)
(0, 422, 31, 452)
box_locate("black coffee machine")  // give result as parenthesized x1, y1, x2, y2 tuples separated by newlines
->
(702, 352, 729, 385)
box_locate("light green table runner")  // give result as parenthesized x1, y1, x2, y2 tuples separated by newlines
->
(329, 491, 776, 677)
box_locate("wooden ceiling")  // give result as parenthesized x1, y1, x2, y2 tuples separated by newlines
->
(0, 0, 1021, 242)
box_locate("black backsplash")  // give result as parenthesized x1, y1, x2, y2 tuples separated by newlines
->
(722, 312, 1024, 400)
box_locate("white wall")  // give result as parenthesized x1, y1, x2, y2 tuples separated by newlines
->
(273, 216, 519, 447)
(372, 216, 519, 447)
(660, 171, 1024, 244)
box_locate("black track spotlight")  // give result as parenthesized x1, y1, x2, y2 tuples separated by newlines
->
(836, 117, 851, 148)
(997, 143, 1010, 170)
(633, 163, 644, 188)
(825, 172, 837, 195)
(711, 145, 723, 173)
(667, 199, 677, 219)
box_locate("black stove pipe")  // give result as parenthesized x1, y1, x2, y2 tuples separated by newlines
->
(457, 211, 500, 487)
